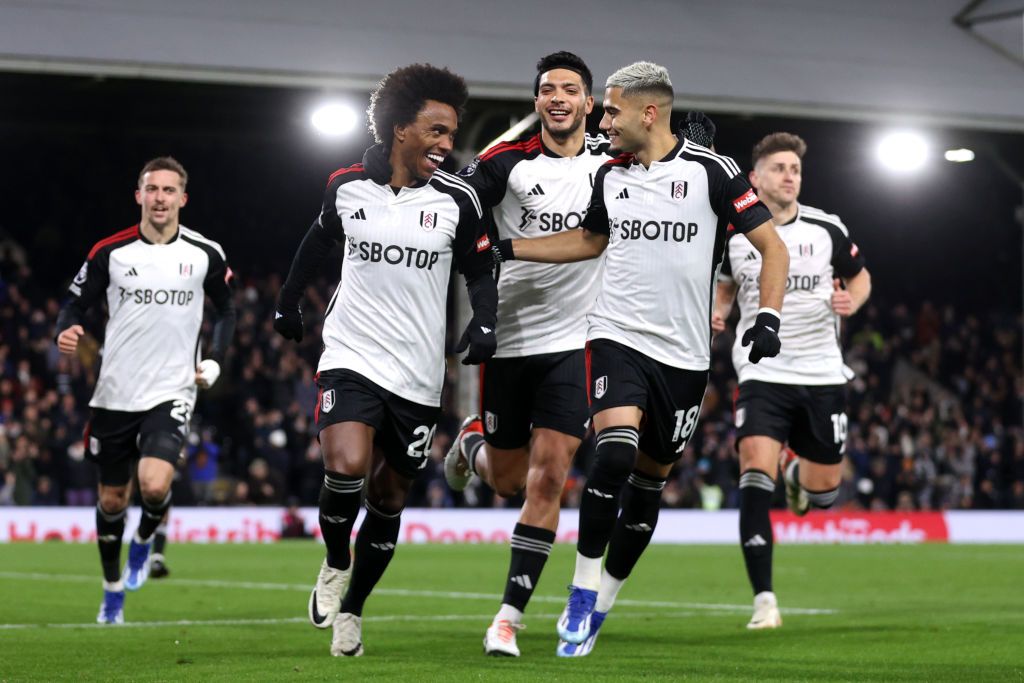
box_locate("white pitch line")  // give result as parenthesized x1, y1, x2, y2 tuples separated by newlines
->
(0, 612, 704, 631)
(0, 571, 837, 616)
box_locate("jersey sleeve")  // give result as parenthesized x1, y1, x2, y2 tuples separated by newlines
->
(202, 246, 235, 311)
(457, 151, 517, 208)
(580, 164, 612, 235)
(716, 173, 772, 234)
(68, 249, 110, 310)
(318, 167, 362, 241)
(719, 239, 734, 281)
(827, 220, 866, 278)
(685, 146, 773, 234)
(448, 183, 493, 278)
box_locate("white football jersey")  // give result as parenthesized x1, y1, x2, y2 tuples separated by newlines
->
(315, 164, 491, 407)
(722, 203, 865, 385)
(583, 138, 773, 370)
(459, 133, 609, 357)
(67, 225, 232, 412)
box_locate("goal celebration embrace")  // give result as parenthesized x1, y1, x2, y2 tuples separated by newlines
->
(6, 17, 1016, 680)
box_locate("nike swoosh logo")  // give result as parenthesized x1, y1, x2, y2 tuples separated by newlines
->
(310, 591, 329, 624)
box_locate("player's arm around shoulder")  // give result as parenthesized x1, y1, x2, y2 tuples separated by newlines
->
(497, 227, 608, 264)
(492, 163, 611, 264)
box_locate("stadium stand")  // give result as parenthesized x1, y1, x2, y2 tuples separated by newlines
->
(1, 241, 1021, 510)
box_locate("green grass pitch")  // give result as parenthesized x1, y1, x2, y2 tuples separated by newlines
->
(0, 542, 1022, 681)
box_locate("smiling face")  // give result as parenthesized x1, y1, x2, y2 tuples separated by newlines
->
(599, 86, 649, 154)
(390, 99, 458, 184)
(750, 150, 802, 209)
(135, 169, 187, 230)
(535, 68, 593, 141)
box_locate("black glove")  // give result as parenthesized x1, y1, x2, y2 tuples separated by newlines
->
(362, 143, 392, 184)
(741, 310, 781, 364)
(273, 297, 304, 342)
(455, 316, 496, 365)
(682, 111, 716, 149)
(491, 238, 515, 264)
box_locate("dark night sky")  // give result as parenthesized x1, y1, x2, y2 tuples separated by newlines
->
(2, 72, 1022, 313)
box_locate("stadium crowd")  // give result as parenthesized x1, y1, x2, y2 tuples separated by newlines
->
(2, 246, 1021, 511)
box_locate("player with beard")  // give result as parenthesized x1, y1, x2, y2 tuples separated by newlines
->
(713, 132, 870, 629)
(441, 51, 608, 658)
(55, 156, 235, 623)
(273, 64, 497, 658)
(444, 52, 718, 657)
(489, 61, 789, 656)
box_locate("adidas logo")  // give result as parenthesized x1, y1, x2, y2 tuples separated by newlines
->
(586, 487, 614, 499)
(615, 188, 630, 199)
(480, 326, 492, 334)
(743, 534, 768, 547)
(745, 252, 758, 261)
(510, 574, 534, 590)
(350, 208, 367, 220)
(275, 312, 284, 319)
(370, 542, 396, 551)
(526, 183, 545, 196)
(320, 514, 348, 524)
(124, 267, 139, 277)
(98, 534, 120, 543)
(625, 523, 652, 532)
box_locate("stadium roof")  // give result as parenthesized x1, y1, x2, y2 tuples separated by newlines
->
(0, 0, 1022, 131)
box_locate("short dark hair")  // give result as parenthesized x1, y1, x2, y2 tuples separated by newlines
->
(367, 64, 469, 148)
(752, 132, 807, 168)
(534, 51, 593, 95)
(138, 156, 188, 188)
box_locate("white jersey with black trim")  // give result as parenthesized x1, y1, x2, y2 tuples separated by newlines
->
(459, 133, 609, 357)
(582, 138, 773, 370)
(316, 165, 490, 407)
(67, 224, 232, 412)
(722, 203, 866, 385)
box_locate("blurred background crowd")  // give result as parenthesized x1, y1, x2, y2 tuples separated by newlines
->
(2, 236, 1022, 511)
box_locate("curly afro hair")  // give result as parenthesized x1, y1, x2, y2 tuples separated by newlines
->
(367, 64, 469, 149)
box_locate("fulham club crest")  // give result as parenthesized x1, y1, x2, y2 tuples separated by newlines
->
(671, 181, 688, 199)
(594, 375, 608, 399)
(420, 211, 438, 231)
(179, 263, 193, 277)
(321, 389, 335, 414)
(485, 411, 498, 434)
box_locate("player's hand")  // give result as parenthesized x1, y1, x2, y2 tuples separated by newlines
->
(455, 317, 496, 365)
(741, 310, 781, 364)
(711, 311, 726, 334)
(682, 111, 716, 149)
(273, 301, 304, 342)
(830, 279, 854, 316)
(195, 359, 221, 389)
(57, 324, 84, 355)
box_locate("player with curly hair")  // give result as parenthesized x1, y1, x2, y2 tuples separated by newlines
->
(274, 64, 498, 657)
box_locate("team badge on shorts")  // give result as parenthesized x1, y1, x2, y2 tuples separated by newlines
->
(735, 406, 746, 428)
(594, 375, 608, 399)
(89, 436, 101, 455)
(485, 411, 498, 434)
(321, 389, 335, 414)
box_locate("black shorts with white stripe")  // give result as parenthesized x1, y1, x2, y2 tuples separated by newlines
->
(314, 369, 440, 479)
(735, 380, 846, 465)
(585, 339, 709, 464)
